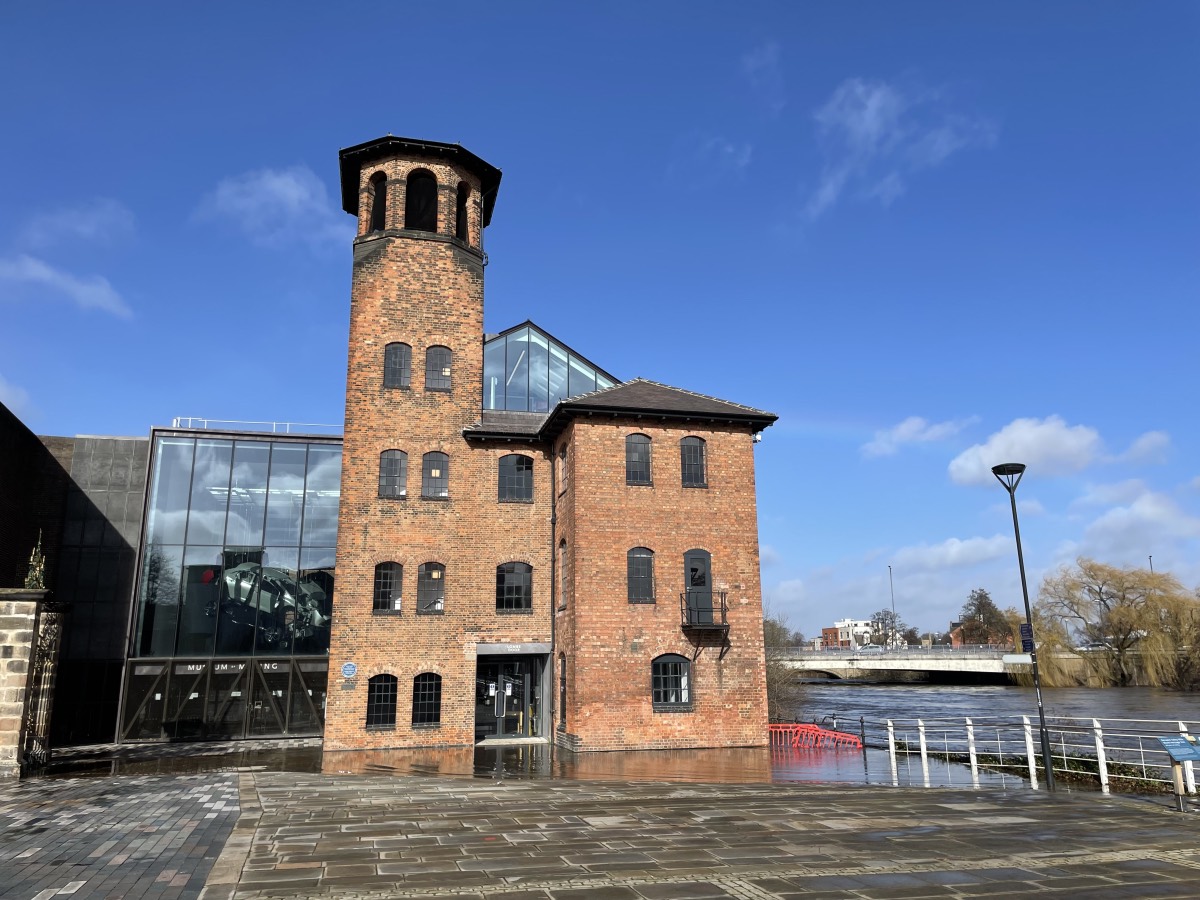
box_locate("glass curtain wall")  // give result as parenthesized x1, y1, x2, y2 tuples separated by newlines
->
(123, 433, 339, 741)
(483, 325, 617, 412)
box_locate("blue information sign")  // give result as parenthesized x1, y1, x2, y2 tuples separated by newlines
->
(1158, 736, 1200, 763)
(1019, 623, 1033, 640)
(341, 662, 358, 679)
(1021, 639, 1034, 653)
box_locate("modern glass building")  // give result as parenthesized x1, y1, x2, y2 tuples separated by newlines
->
(119, 430, 341, 741)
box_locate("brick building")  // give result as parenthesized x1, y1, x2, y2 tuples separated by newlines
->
(2, 134, 777, 757)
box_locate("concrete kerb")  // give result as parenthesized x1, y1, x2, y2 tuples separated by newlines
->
(199, 773, 263, 900)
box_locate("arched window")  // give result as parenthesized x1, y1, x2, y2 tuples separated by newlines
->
(421, 452, 449, 498)
(651, 654, 691, 709)
(384, 343, 411, 389)
(680, 437, 707, 487)
(368, 171, 388, 232)
(626, 434, 651, 485)
(558, 653, 567, 728)
(496, 562, 532, 612)
(378, 450, 407, 499)
(426, 346, 452, 392)
(498, 454, 533, 502)
(627, 547, 655, 603)
(405, 169, 438, 232)
(365, 674, 398, 729)
(558, 539, 568, 609)
(373, 562, 402, 613)
(417, 562, 445, 614)
(455, 182, 470, 242)
(412, 673, 442, 726)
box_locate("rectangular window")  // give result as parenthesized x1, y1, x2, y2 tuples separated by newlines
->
(496, 562, 532, 612)
(626, 435, 651, 485)
(627, 548, 655, 602)
(680, 437, 707, 487)
(652, 657, 691, 710)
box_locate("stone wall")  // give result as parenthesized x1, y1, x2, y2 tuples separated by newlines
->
(0, 590, 45, 778)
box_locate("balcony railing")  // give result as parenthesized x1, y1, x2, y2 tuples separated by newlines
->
(679, 591, 728, 630)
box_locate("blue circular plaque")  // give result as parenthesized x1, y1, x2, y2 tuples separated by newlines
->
(341, 662, 358, 679)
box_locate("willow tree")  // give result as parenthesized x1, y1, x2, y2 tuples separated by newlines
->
(1036, 558, 1200, 688)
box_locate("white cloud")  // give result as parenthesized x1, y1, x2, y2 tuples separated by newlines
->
(805, 78, 995, 220)
(1072, 479, 1149, 509)
(861, 415, 978, 458)
(196, 165, 353, 249)
(0, 254, 131, 317)
(1081, 491, 1200, 559)
(1120, 430, 1170, 464)
(742, 41, 786, 115)
(21, 198, 135, 248)
(0, 373, 31, 414)
(892, 535, 1011, 571)
(667, 134, 752, 190)
(760, 544, 782, 566)
(948, 416, 1103, 486)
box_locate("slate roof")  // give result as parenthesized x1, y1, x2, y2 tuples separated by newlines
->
(464, 378, 777, 443)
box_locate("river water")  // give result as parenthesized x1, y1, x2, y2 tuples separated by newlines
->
(789, 681, 1200, 730)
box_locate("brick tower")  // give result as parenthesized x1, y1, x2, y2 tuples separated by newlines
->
(325, 137, 555, 752)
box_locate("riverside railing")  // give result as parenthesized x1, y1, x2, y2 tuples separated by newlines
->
(867, 714, 1198, 794)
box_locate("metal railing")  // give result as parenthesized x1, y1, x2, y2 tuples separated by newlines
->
(870, 714, 1198, 794)
(678, 591, 728, 629)
(170, 417, 343, 435)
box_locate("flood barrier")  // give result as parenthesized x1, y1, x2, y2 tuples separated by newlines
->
(768, 722, 862, 750)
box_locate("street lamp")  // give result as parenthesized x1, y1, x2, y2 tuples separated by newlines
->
(888, 565, 897, 648)
(992, 462, 1056, 791)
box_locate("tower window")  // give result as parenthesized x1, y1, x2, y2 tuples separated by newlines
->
(626, 434, 651, 485)
(422, 452, 449, 498)
(373, 562, 402, 613)
(498, 454, 533, 502)
(378, 450, 407, 499)
(426, 346, 452, 392)
(455, 182, 470, 242)
(365, 674, 398, 729)
(384, 342, 411, 389)
(405, 169, 438, 233)
(680, 437, 707, 487)
(368, 171, 388, 232)
(496, 562, 532, 613)
(412, 673, 442, 726)
(627, 547, 655, 603)
(417, 562, 445, 614)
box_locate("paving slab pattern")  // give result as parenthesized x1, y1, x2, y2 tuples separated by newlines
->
(0, 773, 239, 900)
(211, 774, 1200, 899)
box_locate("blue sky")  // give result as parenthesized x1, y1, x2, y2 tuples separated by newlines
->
(2, 3, 1197, 638)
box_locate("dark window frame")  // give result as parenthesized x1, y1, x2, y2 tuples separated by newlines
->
(368, 171, 388, 233)
(680, 436, 707, 488)
(454, 181, 470, 242)
(426, 346, 452, 392)
(626, 434, 652, 485)
(383, 342, 412, 389)
(378, 449, 407, 499)
(405, 168, 438, 233)
(496, 561, 533, 614)
(651, 654, 692, 711)
(372, 562, 403, 614)
(627, 547, 655, 603)
(417, 562, 445, 614)
(421, 451, 449, 499)
(498, 453, 534, 502)
(558, 540, 568, 610)
(411, 672, 442, 726)
(365, 674, 398, 729)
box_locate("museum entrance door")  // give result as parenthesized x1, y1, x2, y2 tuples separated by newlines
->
(475, 656, 542, 741)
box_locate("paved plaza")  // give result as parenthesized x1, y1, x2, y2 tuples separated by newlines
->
(2, 763, 1199, 900)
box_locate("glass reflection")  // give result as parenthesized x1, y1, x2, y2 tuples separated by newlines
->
(185, 440, 232, 545)
(482, 325, 616, 411)
(264, 444, 306, 546)
(227, 442, 269, 546)
(147, 438, 194, 544)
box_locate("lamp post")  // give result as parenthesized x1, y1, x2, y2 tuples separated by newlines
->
(888, 565, 897, 648)
(992, 462, 1056, 791)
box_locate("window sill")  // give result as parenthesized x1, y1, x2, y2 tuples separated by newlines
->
(383, 384, 411, 391)
(378, 494, 407, 501)
(372, 609, 403, 616)
(365, 723, 396, 731)
(425, 386, 452, 393)
(416, 609, 445, 616)
(412, 722, 441, 730)
(682, 483, 709, 489)
(628, 598, 656, 605)
(499, 497, 534, 504)
(497, 607, 534, 615)
(626, 481, 654, 487)
(652, 704, 694, 714)
(421, 495, 450, 501)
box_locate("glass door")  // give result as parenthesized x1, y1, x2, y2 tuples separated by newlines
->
(475, 657, 542, 740)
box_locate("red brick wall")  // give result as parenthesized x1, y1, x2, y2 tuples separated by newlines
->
(556, 419, 769, 750)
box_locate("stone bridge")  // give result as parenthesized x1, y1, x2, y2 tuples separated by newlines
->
(781, 648, 1033, 684)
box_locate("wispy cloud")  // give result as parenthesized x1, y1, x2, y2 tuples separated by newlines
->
(1120, 430, 1170, 464)
(742, 41, 785, 116)
(195, 165, 353, 249)
(0, 254, 131, 318)
(0, 373, 31, 415)
(948, 416, 1103, 486)
(21, 198, 136, 248)
(666, 134, 752, 191)
(861, 415, 978, 458)
(805, 78, 996, 220)
(892, 535, 1011, 570)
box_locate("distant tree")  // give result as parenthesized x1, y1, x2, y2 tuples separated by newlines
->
(1037, 558, 1200, 688)
(958, 589, 1013, 645)
(763, 610, 805, 721)
(869, 608, 906, 646)
(900, 626, 921, 646)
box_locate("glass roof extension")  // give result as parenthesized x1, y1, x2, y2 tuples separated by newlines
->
(483, 322, 617, 412)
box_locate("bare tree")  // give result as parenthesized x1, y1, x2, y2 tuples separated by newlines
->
(763, 610, 805, 721)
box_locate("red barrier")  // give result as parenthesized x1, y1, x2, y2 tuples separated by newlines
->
(768, 723, 862, 750)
